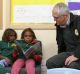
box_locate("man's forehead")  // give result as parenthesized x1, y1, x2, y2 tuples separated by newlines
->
(52, 12, 60, 17)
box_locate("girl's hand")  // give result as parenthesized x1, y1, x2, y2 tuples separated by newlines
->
(34, 55, 42, 62)
(5, 57, 11, 63)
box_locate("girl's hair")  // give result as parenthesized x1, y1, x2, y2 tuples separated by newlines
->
(2, 28, 17, 41)
(21, 28, 36, 39)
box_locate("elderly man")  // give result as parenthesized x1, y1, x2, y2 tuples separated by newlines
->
(46, 2, 80, 70)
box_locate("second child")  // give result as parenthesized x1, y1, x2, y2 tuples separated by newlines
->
(11, 28, 42, 74)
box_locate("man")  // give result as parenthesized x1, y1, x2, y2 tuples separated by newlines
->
(46, 2, 80, 69)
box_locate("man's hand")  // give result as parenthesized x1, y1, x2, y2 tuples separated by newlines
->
(65, 55, 78, 66)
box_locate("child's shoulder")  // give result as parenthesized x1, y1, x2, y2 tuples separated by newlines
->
(16, 40, 24, 42)
(31, 40, 42, 44)
(16, 40, 26, 45)
(0, 41, 7, 44)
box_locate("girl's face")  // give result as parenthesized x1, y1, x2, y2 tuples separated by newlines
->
(23, 31, 33, 43)
(8, 34, 16, 42)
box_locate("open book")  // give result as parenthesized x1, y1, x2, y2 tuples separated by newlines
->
(16, 41, 42, 58)
(22, 46, 34, 57)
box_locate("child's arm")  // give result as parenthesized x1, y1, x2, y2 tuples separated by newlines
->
(32, 41, 42, 55)
(34, 55, 42, 62)
(0, 53, 11, 63)
(31, 41, 42, 62)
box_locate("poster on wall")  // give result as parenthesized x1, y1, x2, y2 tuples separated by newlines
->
(9, 0, 80, 29)
(11, 0, 65, 24)
(68, 0, 80, 15)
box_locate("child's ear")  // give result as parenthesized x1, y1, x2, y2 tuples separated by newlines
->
(31, 40, 38, 44)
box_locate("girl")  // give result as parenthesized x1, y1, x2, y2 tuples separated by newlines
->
(0, 28, 18, 67)
(11, 28, 42, 74)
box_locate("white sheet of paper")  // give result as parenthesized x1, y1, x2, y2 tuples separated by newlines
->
(14, 5, 54, 23)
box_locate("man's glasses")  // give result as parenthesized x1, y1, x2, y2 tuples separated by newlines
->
(53, 15, 66, 20)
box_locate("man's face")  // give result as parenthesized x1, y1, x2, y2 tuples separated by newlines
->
(52, 12, 68, 26)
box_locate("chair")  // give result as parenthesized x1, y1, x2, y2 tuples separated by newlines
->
(47, 68, 80, 74)
(5, 65, 41, 74)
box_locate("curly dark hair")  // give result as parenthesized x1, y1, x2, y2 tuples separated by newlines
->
(2, 28, 17, 42)
(21, 28, 36, 39)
